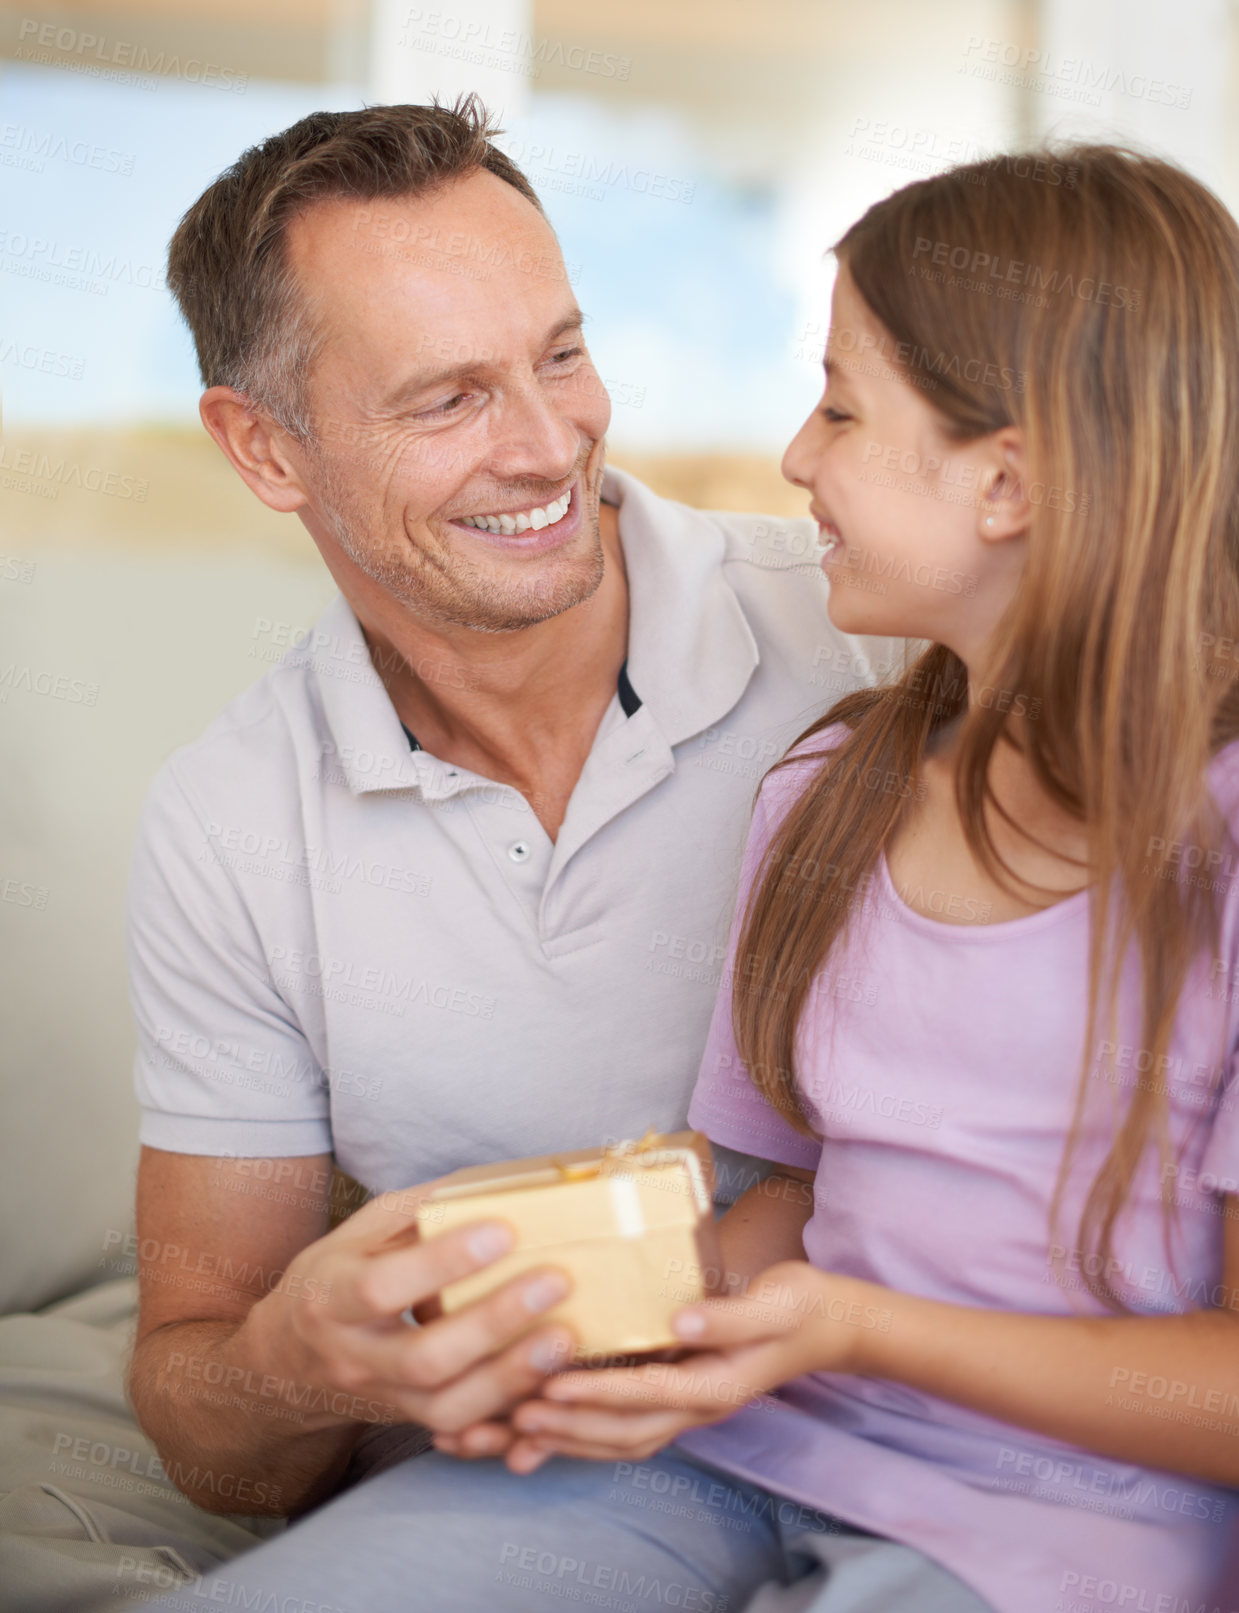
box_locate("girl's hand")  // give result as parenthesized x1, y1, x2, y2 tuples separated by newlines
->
(495, 1261, 884, 1473)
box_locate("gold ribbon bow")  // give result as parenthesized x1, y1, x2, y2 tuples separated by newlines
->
(549, 1126, 665, 1181)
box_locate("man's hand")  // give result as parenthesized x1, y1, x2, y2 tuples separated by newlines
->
(439, 1260, 877, 1473)
(255, 1185, 579, 1435)
(430, 1166, 825, 1468)
(129, 1150, 581, 1514)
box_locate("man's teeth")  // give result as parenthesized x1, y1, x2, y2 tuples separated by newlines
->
(461, 487, 573, 534)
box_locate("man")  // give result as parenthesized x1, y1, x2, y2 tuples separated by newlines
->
(127, 95, 889, 1572)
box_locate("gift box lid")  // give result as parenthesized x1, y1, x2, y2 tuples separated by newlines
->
(416, 1128, 714, 1246)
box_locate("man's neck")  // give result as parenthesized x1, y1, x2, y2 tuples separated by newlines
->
(339, 501, 630, 842)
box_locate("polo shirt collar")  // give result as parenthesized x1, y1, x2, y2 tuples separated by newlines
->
(306, 463, 760, 796)
(603, 464, 759, 749)
(297, 595, 429, 797)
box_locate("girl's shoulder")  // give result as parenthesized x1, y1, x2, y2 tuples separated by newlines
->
(1208, 737, 1239, 838)
(754, 720, 853, 826)
(752, 731, 1239, 869)
(774, 718, 852, 779)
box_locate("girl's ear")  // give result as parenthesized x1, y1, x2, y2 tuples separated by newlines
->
(978, 428, 1031, 544)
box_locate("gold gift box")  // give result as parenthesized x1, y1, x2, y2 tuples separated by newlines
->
(415, 1129, 719, 1361)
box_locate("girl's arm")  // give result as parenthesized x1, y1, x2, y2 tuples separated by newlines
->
(844, 1200, 1239, 1485)
(710, 1161, 817, 1288)
(513, 1197, 1239, 1485)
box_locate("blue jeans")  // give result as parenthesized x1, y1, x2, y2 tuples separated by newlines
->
(139, 1443, 994, 1613)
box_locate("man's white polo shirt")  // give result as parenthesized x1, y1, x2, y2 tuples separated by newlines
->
(128, 466, 893, 1194)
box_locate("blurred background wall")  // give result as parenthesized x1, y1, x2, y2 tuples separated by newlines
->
(0, 0, 1234, 1307)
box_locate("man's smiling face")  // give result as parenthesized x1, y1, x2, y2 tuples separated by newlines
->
(283, 168, 612, 633)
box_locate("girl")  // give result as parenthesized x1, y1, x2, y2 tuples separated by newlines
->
(481, 147, 1239, 1610)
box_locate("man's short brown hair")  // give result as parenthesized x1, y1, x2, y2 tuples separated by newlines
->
(167, 96, 543, 439)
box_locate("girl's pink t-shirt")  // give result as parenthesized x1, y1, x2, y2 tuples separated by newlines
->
(680, 727, 1239, 1613)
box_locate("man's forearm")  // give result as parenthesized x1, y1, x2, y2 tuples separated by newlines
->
(128, 1300, 387, 1516)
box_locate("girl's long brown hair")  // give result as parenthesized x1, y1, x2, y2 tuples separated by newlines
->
(735, 146, 1239, 1308)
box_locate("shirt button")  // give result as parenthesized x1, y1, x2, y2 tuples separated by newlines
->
(508, 841, 531, 863)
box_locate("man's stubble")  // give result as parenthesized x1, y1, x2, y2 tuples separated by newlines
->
(311, 442, 607, 635)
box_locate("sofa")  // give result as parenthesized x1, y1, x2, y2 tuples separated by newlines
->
(0, 538, 339, 1609)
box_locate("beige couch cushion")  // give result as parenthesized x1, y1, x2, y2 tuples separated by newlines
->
(0, 543, 338, 1317)
(0, 1276, 282, 1611)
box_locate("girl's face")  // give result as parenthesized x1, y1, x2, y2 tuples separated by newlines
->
(782, 264, 1028, 663)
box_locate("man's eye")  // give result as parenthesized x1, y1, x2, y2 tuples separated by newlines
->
(820, 407, 851, 423)
(420, 392, 472, 417)
(547, 346, 583, 367)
